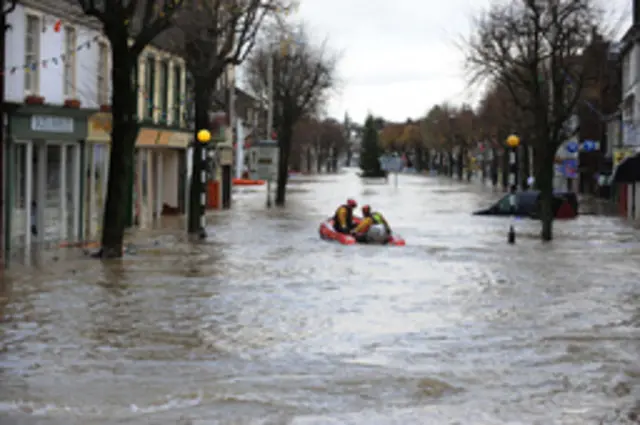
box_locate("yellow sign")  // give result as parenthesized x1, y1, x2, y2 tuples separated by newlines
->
(87, 112, 112, 143)
(137, 129, 189, 148)
(136, 129, 160, 146)
(614, 148, 635, 167)
(168, 132, 190, 148)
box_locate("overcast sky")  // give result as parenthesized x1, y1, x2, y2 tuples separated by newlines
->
(295, 0, 631, 125)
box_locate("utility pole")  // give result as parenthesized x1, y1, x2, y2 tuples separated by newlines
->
(0, 0, 17, 265)
(265, 53, 273, 207)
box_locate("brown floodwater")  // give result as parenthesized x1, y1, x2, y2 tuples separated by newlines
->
(1, 170, 639, 424)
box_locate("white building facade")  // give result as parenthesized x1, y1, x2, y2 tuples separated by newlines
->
(4, 1, 108, 262)
(617, 16, 640, 221)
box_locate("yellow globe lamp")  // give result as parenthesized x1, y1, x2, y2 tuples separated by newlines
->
(506, 134, 520, 148)
(197, 129, 211, 144)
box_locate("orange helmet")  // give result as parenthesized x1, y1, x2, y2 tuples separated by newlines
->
(346, 199, 357, 208)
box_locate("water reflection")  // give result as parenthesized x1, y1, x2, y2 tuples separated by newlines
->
(0, 170, 639, 424)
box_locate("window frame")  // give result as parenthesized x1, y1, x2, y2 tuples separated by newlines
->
(24, 12, 41, 95)
(63, 25, 77, 98)
(158, 59, 169, 123)
(172, 64, 182, 126)
(144, 55, 156, 121)
(97, 41, 110, 106)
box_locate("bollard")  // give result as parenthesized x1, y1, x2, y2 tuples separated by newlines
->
(199, 146, 208, 239)
(508, 224, 515, 244)
(266, 179, 272, 207)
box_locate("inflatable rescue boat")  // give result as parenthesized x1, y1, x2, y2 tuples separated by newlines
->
(318, 217, 405, 246)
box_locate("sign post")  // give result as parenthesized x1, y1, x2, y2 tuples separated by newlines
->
(249, 139, 279, 207)
(196, 129, 211, 238)
(505, 135, 520, 244)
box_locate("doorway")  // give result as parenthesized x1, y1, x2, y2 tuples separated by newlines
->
(222, 165, 231, 208)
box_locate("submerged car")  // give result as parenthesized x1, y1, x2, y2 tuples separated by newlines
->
(473, 190, 578, 219)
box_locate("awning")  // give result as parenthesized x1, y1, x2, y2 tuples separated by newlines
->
(612, 152, 640, 183)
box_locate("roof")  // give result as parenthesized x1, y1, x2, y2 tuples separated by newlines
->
(21, 0, 184, 56)
(619, 24, 640, 57)
(235, 87, 261, 105)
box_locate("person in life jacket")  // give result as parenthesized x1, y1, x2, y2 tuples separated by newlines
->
(333, 198, 358, 234)
(351, 205, 391, 243)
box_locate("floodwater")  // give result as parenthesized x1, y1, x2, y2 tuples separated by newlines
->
(1, 169, 640, 425)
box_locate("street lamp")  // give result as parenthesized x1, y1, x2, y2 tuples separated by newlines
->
(505, 134, 520, 244)
(505, 134, 520, 191)
(196, 129, 211, 238)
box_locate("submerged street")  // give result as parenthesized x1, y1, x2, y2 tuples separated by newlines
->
(1, 170, 639, 424)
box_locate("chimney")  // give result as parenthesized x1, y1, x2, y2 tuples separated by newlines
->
(635, 0, 640, 25)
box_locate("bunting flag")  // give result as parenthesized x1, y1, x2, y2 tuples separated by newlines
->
(0, 35, 192, 118)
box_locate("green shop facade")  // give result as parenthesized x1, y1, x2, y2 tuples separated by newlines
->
(3, 103, 95, 266)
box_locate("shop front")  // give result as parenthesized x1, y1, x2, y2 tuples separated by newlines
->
(3, 103, 91, 264)
(85, 112, 111, 241)
(134, 127, 190, 229)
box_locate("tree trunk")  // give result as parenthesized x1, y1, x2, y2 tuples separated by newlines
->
(306, 147, 312, 173)
(448, 151, 454, 177)
(538, 142, 556, 241)
(316, 148, 323, 173)
(501, 149, 509, 191)
(456, 149, 464, 180)
(289, 145, 302, 172)
(521, 143, 530, 189)
(331, 147, 338, 172)
(99, 42, 139, 258)
(275, 125, 292, 206)
(423, 148, 430, 171)
(187, 79, 212, 234)
(491, 148, 499, 187)
(481, 151, 487, 182)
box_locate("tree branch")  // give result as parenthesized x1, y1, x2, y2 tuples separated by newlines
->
(3, 0, 18, 16)
(131, 0, 184, 56)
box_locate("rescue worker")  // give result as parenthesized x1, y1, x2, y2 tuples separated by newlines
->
(351, 205, 391, 243)
(333, 198, 358, 234)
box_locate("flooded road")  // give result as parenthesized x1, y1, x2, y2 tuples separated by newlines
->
(2, 169, 640, 424)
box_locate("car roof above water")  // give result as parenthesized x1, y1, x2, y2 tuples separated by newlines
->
(502, 190, 576, 208)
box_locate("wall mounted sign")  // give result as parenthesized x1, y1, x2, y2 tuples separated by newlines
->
(31, 115, 74, 133)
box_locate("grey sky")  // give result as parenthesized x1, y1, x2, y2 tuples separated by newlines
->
(298, 0, 631, 124)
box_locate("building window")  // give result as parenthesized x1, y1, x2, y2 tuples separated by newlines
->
(63, 26, 76, 97)
(159, 60, 169, 123)
(97, 42, 109, 106)
(623, 54, 631, 90)
(173, 65, 181, 125)
(24, 14, 40, 94)
(144, 55, 155, 120)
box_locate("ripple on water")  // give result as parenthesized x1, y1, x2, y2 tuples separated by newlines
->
(0, 170, 639, 424)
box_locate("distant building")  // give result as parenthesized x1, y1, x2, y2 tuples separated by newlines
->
(614, 0, 640, 220)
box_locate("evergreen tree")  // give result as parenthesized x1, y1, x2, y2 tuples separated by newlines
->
(359, 115, 386, 177)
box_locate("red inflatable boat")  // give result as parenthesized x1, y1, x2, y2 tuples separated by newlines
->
(318, 218, 405, 246)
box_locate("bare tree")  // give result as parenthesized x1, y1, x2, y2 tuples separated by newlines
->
(465, 0, 601, 240)
(77, 0, 184, 257)
(246, 22, 338, 205)
(318, 118, 346, 173)
(172, 0, 290, 235)
(421, 103, 459, 176)
(1, 0, 18, 257)
(290, 117, 320, 172)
